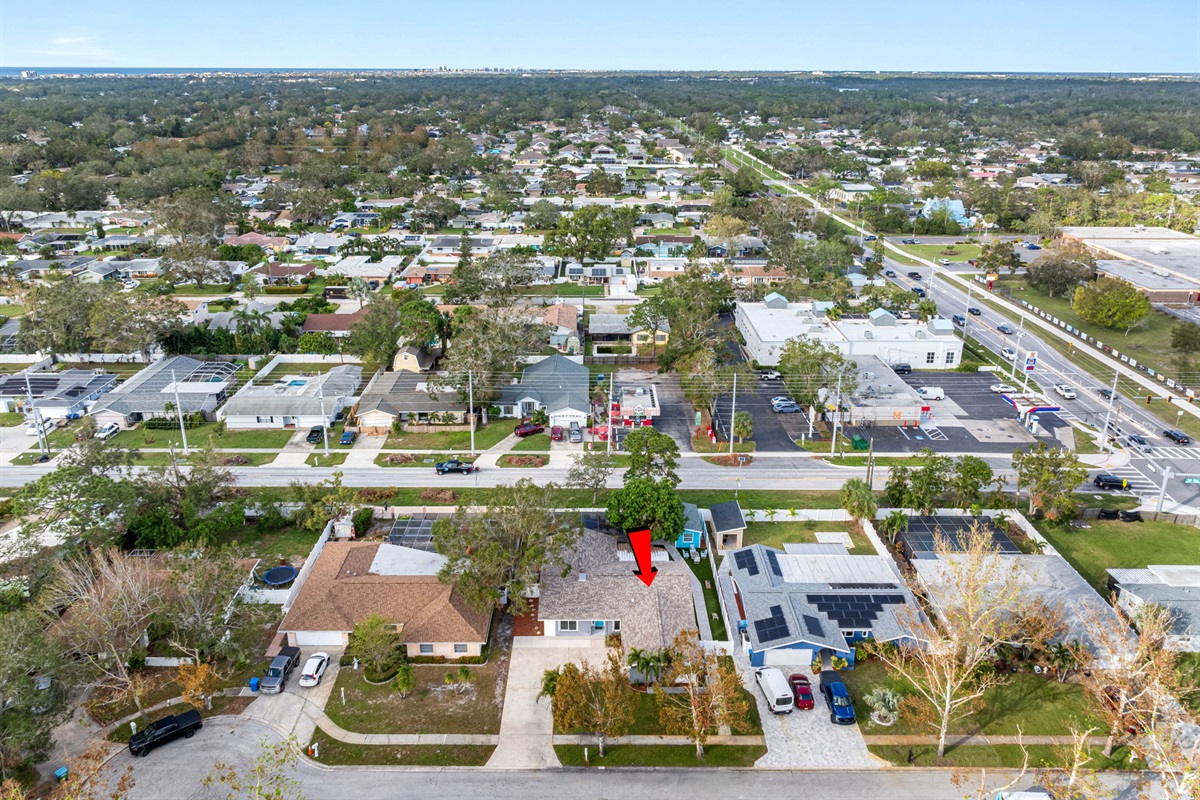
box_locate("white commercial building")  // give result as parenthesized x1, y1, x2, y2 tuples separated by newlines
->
(735, 293, 963, 369)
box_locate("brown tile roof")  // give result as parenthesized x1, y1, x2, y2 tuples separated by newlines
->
(280, 542, 490, 644)
(301, 310, 367, 333)
(542, 303, 579, 331)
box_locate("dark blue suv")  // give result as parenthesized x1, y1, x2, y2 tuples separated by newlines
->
(821, 677, 857, 725)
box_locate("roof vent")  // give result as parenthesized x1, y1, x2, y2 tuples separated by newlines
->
(578, 571, 587, 582)
(864, 330, 873, 339)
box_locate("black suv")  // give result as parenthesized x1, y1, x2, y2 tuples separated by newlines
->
(128, 709, 202, 757)
(1163, 429, 1191, 445)
(306, 426, 324, 444)
(891, 363, 912, 375)
(1094, 474, 1130, 491)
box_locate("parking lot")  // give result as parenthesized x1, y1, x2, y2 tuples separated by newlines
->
(714, 376, 805, 452)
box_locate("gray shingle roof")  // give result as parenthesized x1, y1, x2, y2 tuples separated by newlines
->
(90, 356, 231, 416)
(499, 355, 589, 416)
(709, 501, 745, 534)
(222, 365, 362, 417)
(356, 371, 467, 416)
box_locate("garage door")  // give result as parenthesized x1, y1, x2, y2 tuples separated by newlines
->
(763, 647, 813, 668)
(294, 631, 346, 647)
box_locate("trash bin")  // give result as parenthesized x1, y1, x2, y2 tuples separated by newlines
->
(850, 434, 869, 451)
(54, 767, 68, 782)
(249, 677, 260, 692)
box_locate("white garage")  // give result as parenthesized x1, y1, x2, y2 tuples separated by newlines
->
(762, 647, 814, 668)
(288, 631, 347, 648)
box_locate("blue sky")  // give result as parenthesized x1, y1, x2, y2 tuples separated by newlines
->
(2, 0, 1198, 73)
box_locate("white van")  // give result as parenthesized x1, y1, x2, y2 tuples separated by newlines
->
(754, 668, 795, 714)
(916, 387, 945, 401)
(26, 417, 53, 437)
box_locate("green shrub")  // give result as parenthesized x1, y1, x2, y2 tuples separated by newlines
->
(264, 285, 307, 295)
(352, 507, 374, 536)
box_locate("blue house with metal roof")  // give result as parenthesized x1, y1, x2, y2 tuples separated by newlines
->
(722, 542, 919, 668)
(676, 502, 705, 550)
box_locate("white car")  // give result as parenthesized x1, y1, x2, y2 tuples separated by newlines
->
(770, 396, 793, 405)
(1001, 347, 1017, 361)
(938, 258, 951, 266)
(1054, 384, 1077, 400)
(897, 310, 912, 320)
(297, 652, 329, 688)
(990, 384, 1017, 394)
(96, 422, 121, 441)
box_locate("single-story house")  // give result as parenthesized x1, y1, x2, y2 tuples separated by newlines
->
(542, 303, 581, 353)
(220, 365, 362, 428)
(293, 233, 348, 256)
(710, 501, 747, 550)
(587, 313, 669, 356)
(248, 263, 318, 286)
(538, 530, 696, 652)
(920, 197, 970, 227)
(279, 541, 490, 658)
(1108, 564, 1200, 652)
(326, 255, 407, 283)
(223, 232, 290, 250)
(497, 354, 589, 429)
(675, 502, 705, 551)
(0, 369, 117, 418)
(353, 371, 469, 434)
(723, 542, 918, 668)
(90, 357, 240, 427)
(301, 310, 367, 338)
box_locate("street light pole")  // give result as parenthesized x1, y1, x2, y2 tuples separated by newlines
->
(829, 373, 843, 457)
(468, 370, 476, 457)
(728, 372, 737, 456)
(171, 369, 190, 456)
(1099, 370, 1120, 453)
(1008, 315, 1026, 379)
(1156, 466, 1175, 513)
(23, 370, 48, 457)
(317, 377, 329, 457)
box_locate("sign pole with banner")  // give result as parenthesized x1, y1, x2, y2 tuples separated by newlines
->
(1023, 351, 1037, 393)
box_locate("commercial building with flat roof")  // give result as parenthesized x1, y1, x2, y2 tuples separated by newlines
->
(1060, 226, 1200, 303)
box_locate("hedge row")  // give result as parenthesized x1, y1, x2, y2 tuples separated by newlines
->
(263, 285, 307, 295)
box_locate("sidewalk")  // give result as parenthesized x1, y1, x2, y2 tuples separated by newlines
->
(864, 734, 1109, 746)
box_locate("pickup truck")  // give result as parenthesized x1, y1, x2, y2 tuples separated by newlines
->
(435, 459, 476, 475)
(260, 646, 301, 694)
(128, 708, 202, 757)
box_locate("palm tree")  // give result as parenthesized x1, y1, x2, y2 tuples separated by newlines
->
(879, 510, 909, 546)
(825, 305, 843, 323)
(348, 276, 372, 310)
(1047, 642, 1081, 683)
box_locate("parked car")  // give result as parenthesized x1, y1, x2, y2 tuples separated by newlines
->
(759, 370, 781, 381)
(901, 238, 919, 244)
(938, 258, 951, 266)
(435, 459, 476, 475)
(1094, 474, 1130, 490)
(967, 306, 982, 316)
(884, 269, 896, 277)
(788, 674, 815, 711)
(298, 653, 330, 688)
(951, 314, 966, 326)
(96, 422, 121, 441)
(260, 646, 301, 694)
(997, 324, 1017, 335)
(513, 422, 545, 437)
(1001, 347, 1017, 361)
(916, 387, 945, 400)
(896, 310, 912, 320)
(891, 363, 912, 375)
(990, 383, 1017, 394)
(339, 431, 357, 446)
(754, 668, 795, 714)
(1127, 434, 1152, 453)
(863, 234, 877, 242)
(820, 675, 857, 725)
(770, 396, 793, 405)
(26, 418, 53, 437)
(906, 271, 922, 280)
(305, 426, 324, 444)
(568, 421, 583, 443)
(1054, 384, 1077, 399)
(773, 403, 801, 414)
(1025, 243, 1042, 250)
(550, 426, 564, 441)
(128, 709, 202, 757)
(1163, 429, 1191, 445)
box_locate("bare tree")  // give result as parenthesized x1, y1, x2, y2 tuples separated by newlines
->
(42, 549, 165, 716)
(656, 628, 749, 758)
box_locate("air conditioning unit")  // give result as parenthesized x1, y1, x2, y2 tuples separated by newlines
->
(915, 330, 927, 339)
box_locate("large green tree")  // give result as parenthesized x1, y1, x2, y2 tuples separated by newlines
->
(621, 427, 681, 487)
(545, 205, 617, 270)
(1012, 442, 1089, 521)
(1025, 241, 1096, 299)
(777, 335, 857, 410)
(606, 477, 685, 540)
(345, 296, 404, 373)
(1072, 277, 1151, 336)
(975, 239, 1021, 275)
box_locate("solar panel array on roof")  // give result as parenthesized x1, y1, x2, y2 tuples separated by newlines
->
(753, 605, 791, 644)
(387, 512, 449, 552)
(802, 614, 824, 637)
(764, 549, 782, 578)
(734, 549, 759, 576)
(806, 593, 907, 629)
(900, 516, 1019, 554)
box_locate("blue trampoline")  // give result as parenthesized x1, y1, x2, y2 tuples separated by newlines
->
(261, 565, 298, 586)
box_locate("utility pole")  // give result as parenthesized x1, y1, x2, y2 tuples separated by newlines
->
(829, 373, 843, 456)
(1008, 315, 1026, 379)
(24, 370, 48, 457)
(467, 370, 476, 457)
(728, 372, 737, 455)
(317, 376, 329, 456)
(171, 369, 190, 456)
(607, 371, 614, 455)
(1155, 466, 1175, 513)
(1099, 370, 1120, 454)
(865, 436, 875, 486)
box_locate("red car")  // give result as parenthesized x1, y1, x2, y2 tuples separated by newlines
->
(788, 674, 815, 710)
(514, 422, 545, 437)
(550, 426, 564, 441)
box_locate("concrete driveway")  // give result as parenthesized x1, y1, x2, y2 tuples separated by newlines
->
(486, 636, 606, 769)
(242, 646, 341, 746)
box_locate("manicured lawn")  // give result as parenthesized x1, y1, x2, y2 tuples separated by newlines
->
(26, 422, 82, 452)
(826, 455, 919, 467)
(683, 554, 728, 641)
(841, 660, 1104, 737)
(324, 633, 504, 736)
(1034, 518, 1200, 595)
(554, 744, 766, 767)
(0, 363, 35, 375)
(0, 304, 26, 317)
(742, 520, 875, 556)
(307, 452, 349, 467)
(109, 423, 295, 450)
(899, 243, 982, 263)
(210, 525, 321, 563)
(0, 412, 24, 427)
(386, 423, 512, 451)
(869, 743, 1133, 770)
(675, 490, 848, 510)
(310, 729, 495, 766)
(511, 433, 552, 452)
(518, 284, 606, 298)
(642, 227, 693, 236)
(690, 437, 756, 454)
(130, 451, 275, 467)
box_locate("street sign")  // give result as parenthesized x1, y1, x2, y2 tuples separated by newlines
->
(1184, 477, 1200, 485)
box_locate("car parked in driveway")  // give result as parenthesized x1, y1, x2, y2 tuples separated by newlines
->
(97, 422, 121, 441)
(820, 674, 856, 725)
(569, 421, 583, 443)
(990, 383, 1017, 394)
(513, 422, 544, 437)
(997, 323, 1016, 335)
(260, 646, 301, 694)
(298, 652, 329, 687)
(773, 403, 801, 413)
(754, 668, 794, 714)
(788, 674, 815, 710)
(1163, 429, 1191, 444)
(550, 426, 564, 441)
(339, 431, 357, 445)
(305, 426, 324, 444)
(1054, 384, 1077, 399)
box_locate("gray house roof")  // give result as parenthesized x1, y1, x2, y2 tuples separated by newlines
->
(539, 530, 695, 651)
(356, 371, 467, 416)
(710, 501, 746, 534)
(588, 313, 669, 336)
(222, 365, 362, 417)
(499, 355, 588, 416)
(726, 543, 917, 655)
(682, 502, 704, 535)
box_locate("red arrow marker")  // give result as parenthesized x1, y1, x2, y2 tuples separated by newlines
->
(628, 528, 657, 587)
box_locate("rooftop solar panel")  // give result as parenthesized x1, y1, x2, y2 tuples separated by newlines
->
(734, 550, 759, 576)
(802, 614, 823, 637)
(753, 605, 791, 643)
(764, 549, 782, 577)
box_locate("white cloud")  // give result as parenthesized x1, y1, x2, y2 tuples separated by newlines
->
(30, 35, 113, 60)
